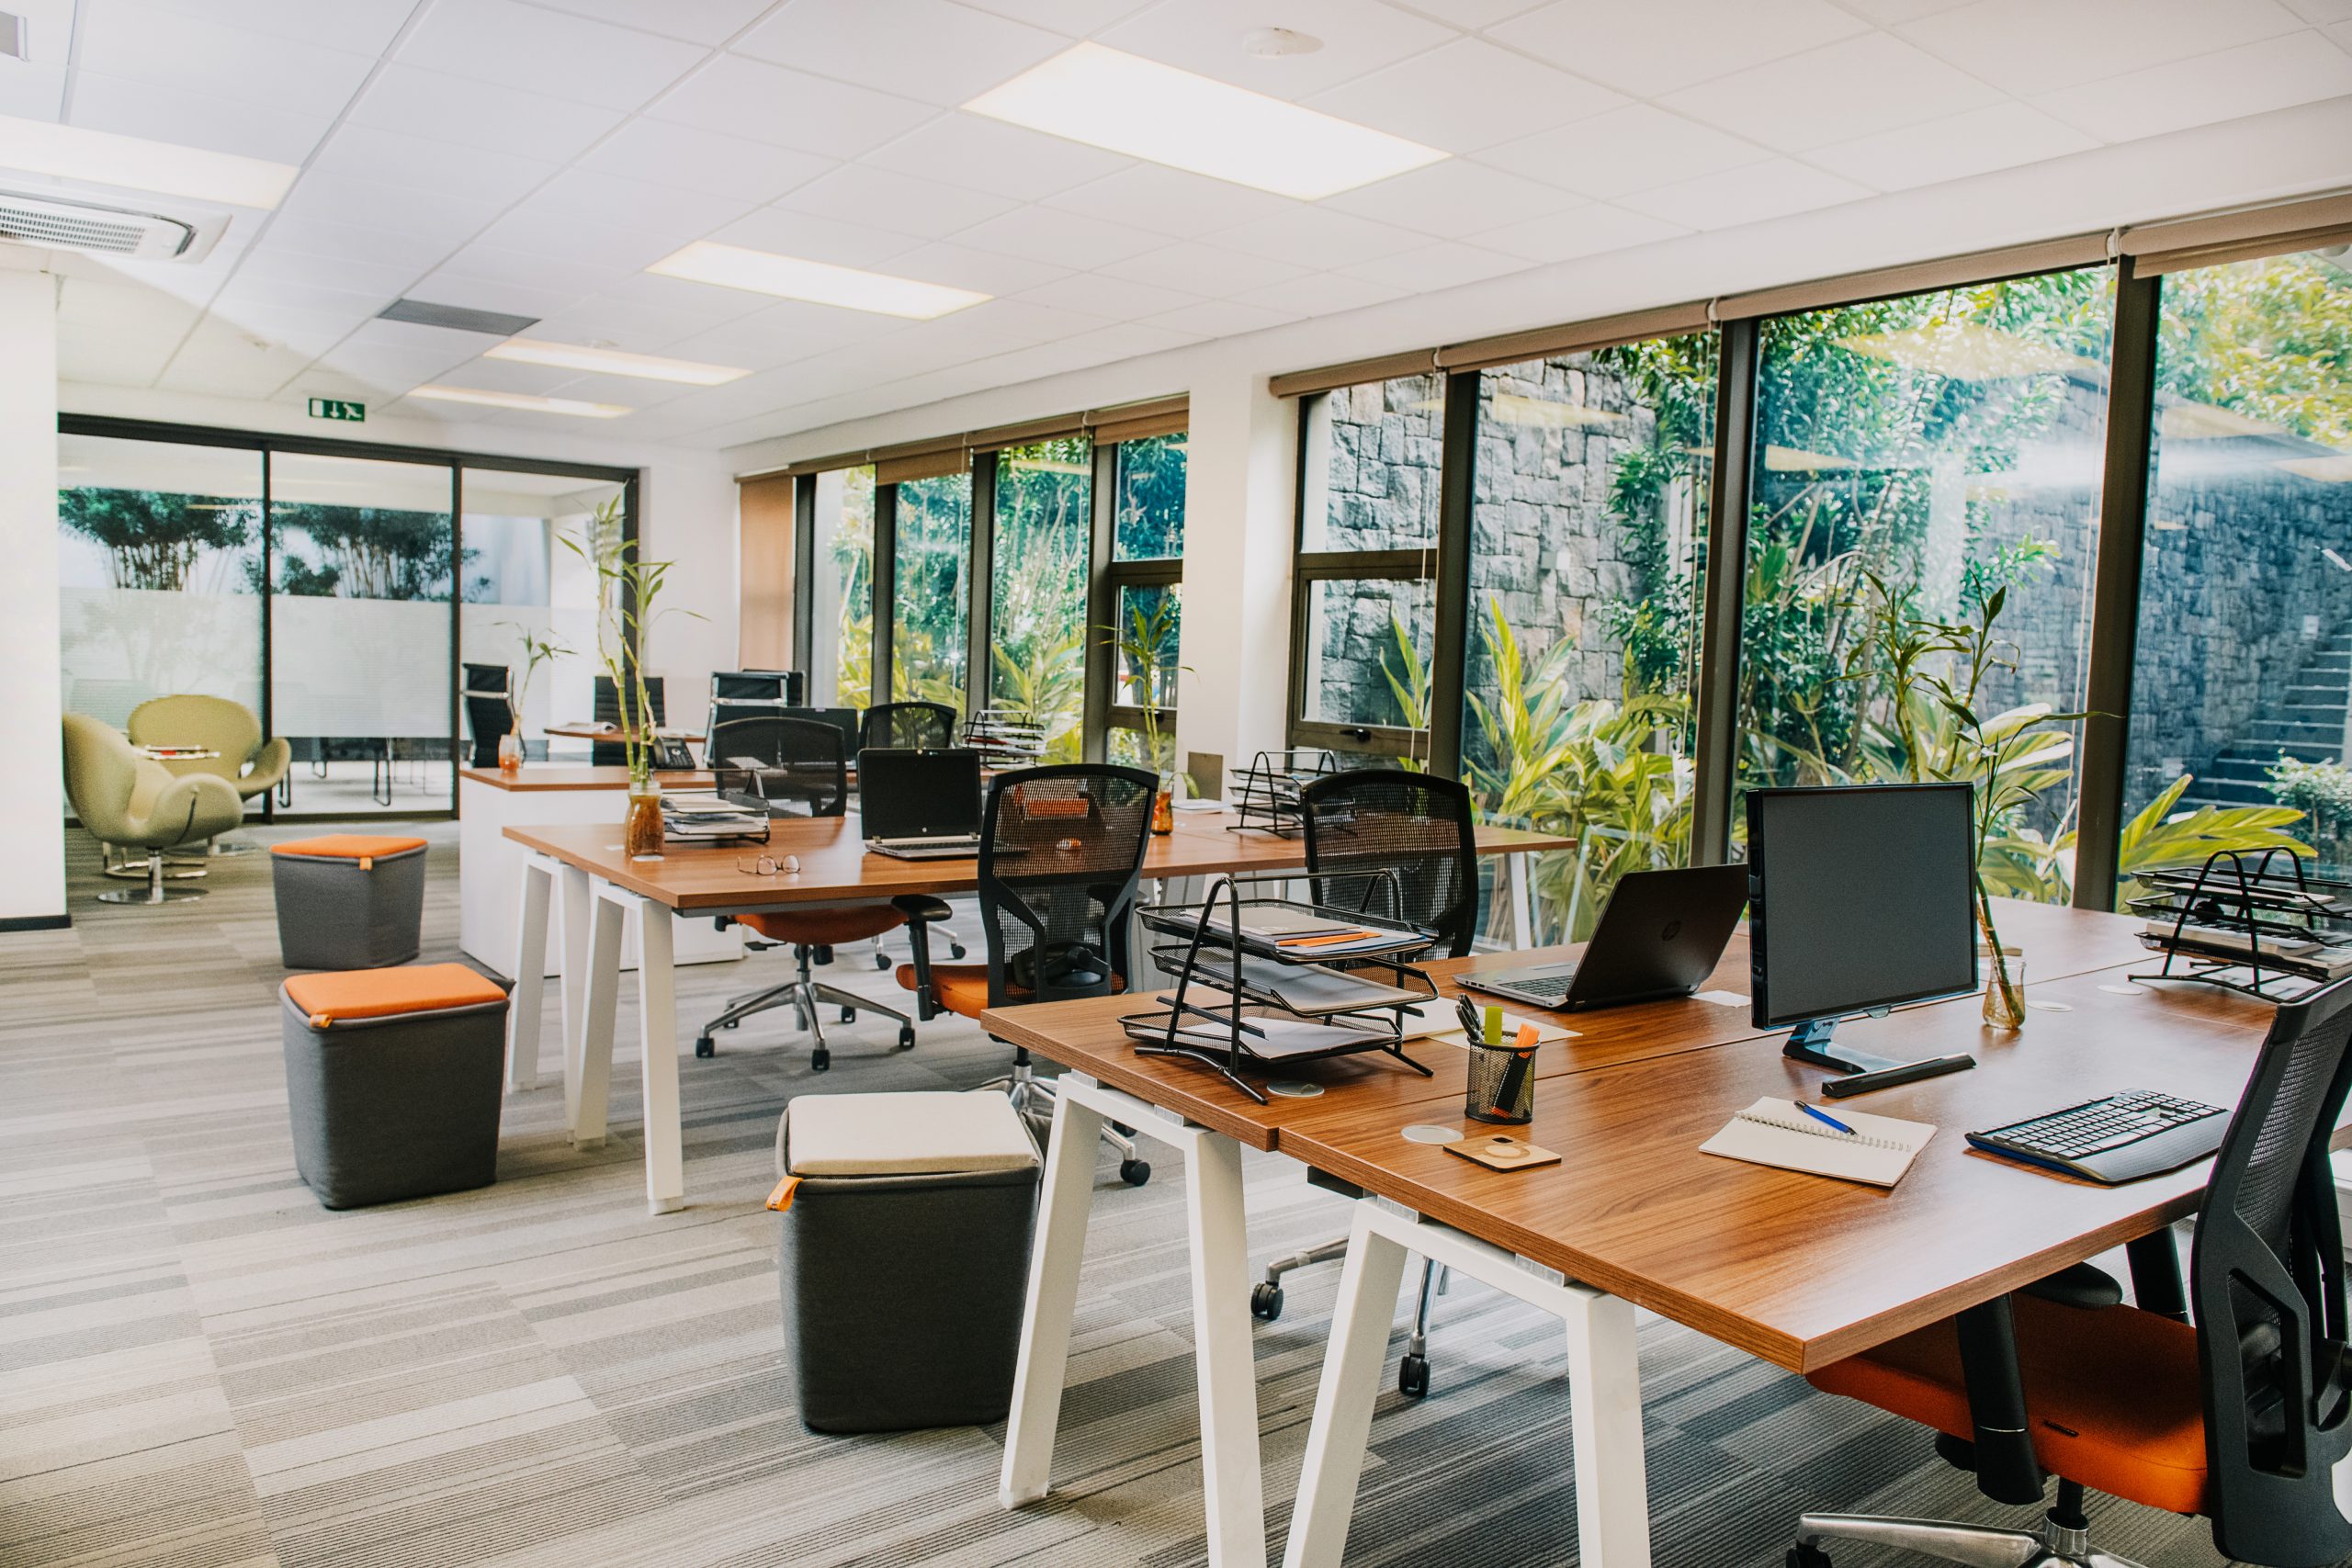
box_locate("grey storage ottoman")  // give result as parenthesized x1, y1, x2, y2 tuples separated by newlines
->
(269, 834, 428, 970)
(773, 1091, 1040, 1432)
(280, 964, 509, 1210)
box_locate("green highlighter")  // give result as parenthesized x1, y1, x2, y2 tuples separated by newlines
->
(1483, 1004, 1502, 1045)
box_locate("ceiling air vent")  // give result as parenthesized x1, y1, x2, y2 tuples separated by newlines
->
(378, 298, 540, 335)
(0, 188, 223, 261)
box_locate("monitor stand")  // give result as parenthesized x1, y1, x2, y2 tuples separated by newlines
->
(1782, 1015, 1975, 1099)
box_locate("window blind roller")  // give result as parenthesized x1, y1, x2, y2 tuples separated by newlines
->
(1435, 301, 1714, 372)
(2120, 190, 2352, 276)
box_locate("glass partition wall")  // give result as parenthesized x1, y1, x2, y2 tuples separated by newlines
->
(56, 416, 635, 818)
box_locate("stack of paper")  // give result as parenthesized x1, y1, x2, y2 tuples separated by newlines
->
(661, 791, 769, 840)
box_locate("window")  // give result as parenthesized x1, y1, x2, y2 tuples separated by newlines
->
(889, 470, 971, 710)
(1460, 336, 1716, 942)
(990, 438, 1091, 761)
(458, 470, 618, 766)
(1292, 371, 1444, 758)
(1736, 266, 2116, 903)
(808, 465, 876, 710)
(2122, 244, 2352, 894)
(1101, 433, 1186, 773)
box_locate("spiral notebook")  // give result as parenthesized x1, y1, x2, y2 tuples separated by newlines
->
(1700, 1097, 1937, 1188)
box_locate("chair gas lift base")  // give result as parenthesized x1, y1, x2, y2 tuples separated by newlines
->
(696, 927, 919, 1071)
(100, 847, 212, 905)
(102, 842, 207, 882)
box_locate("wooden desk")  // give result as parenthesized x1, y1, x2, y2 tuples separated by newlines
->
(541, 722, 706, 743)
(500, 807, 1564, 1219)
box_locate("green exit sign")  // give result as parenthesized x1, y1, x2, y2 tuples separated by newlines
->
(308, 398, 365, 423)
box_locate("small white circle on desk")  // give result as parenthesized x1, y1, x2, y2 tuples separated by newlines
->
(2098, 982, 2148, 996)
(2030, 1000, 2074, 1012)
(1401, 1123, 1458, 1145)
(1266, 1080, 1323, 1099)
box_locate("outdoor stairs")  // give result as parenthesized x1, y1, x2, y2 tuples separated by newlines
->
(2184, 630, 2352, 809)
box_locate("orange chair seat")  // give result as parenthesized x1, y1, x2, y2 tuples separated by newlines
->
(1806, 1294, 2209, 1517)
(271, 833, 428, 861)
(284, 963, 506, 1027)
(899, 963, 1011, 1020)
(741, 906, 907, 948)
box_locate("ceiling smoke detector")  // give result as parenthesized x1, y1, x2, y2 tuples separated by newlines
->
(1242, 26, 1322, 57)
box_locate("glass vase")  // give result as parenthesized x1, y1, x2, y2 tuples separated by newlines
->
(623, 773, 665, 861)
(1151, 774, 1175, 835)
(496, 729, 523, 774)
(1982, 957, 2027, 1029)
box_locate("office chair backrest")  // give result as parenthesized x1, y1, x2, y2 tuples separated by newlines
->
(707, 670, 804, 741)
(865, 700, 957, 751)
(975, 764, 1156, 1008)
(460, 662, 511, 768)
(1298, 768, 1479, 958)
(710, 716, 847, 818)
(592, 674, 664, 765)
(2191, 974, 2352, 1566)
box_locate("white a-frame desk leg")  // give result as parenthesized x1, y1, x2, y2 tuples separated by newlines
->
(1000, 1073, 1267, 1568)
(1284, 1198, 1651, 1568)
(572, 882, 686, 1215)
(506, 852, 557, 1092)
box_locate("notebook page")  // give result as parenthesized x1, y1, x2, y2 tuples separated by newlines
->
(1700, 1097, 1936, 1188)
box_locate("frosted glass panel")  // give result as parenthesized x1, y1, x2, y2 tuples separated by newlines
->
(458, 470, 617, 763)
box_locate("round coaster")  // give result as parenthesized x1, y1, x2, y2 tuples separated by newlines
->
(2030, 1000, 2074, 1013)
(1401, 1123, 1459, 1145)
(2098, 982, 2148, 996)
(1266, 1079, 1324, 1099)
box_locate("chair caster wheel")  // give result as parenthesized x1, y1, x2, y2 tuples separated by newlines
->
(898, 1025, 916, 1050)
(695, 1035, 715, 1059)
(875, 951, 891, 969)
(1788, 1547, 1831, 1568)
(1250, 1281, 1283, 1321)
(949, 942, 967, 959)
(839, 1007, 855, 1023)
(1398, 1353, 1430, 1399)
(1119, 1158, 1150, 1187)
(810, 1047, 831, 1072)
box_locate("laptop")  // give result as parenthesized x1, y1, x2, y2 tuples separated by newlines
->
(861, 747, 985, 860)
(1457, 863, 1748, 1011)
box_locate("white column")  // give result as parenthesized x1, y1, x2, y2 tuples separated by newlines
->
(0, 267, 63, 926)
(1176, 352, 1298, 790)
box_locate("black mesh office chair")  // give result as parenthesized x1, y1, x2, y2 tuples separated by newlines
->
(461, 662, 511, 768)
(864, 700, 957, 751)
(899, 763, 1158, 1185)
(1251, 768, 1481, 1398)
(693, 716, 936, 1068)
(1794, 976, 2352, 1568)
(591, 674, 663, 766)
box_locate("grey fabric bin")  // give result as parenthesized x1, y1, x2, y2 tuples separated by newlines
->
(279, 985, 506, 1210)
(776, 1095, 1039, 1433)
(269, 838, 427, 970)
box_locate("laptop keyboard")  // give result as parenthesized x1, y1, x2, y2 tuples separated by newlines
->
(1490, 970, 1577, 1000)
(874, 835, 979, 852)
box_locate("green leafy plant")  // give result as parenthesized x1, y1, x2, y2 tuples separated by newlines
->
(60, 490, 253, 592)
(2267, 754, 2352, 848)
(560, 495, 701, 784)
(498, 623, 572, 737)
(1101, 592, 1188, 776)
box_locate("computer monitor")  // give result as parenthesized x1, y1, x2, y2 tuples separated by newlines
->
(782, 705, 863, 756)
(859, 748, 983, 841)
(1747, 783, 1978, 1077)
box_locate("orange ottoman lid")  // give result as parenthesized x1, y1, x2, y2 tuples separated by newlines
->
(272, 833, 428, 867)
(284, 964, 506, 1027)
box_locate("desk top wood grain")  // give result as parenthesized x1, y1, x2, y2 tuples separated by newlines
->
(461, 765, 718, 793)
(503, 810, 1564, 912)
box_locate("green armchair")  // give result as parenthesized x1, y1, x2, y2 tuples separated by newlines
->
(127, 694, 289, 855)
(62, 714, 245, 905)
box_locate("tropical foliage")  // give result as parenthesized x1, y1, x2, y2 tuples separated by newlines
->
(60, 489, 251, 592)
(560, 494, 700, 782)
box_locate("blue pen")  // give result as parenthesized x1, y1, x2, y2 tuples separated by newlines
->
(1797, 1100, 1856, 1136)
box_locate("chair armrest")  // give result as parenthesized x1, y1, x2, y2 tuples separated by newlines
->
(2021, 1262, 2124, 1312)
(241, 736, 292, 795)
(899, 908, 941, 1021)
(141, 773, 245, 847)
(891, 894, 954, 922)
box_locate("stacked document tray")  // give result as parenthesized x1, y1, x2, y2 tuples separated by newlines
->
(2130, 849, 2352, 998)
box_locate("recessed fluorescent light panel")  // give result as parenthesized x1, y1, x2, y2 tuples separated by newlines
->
(484, 338, 748, 386)
(964, 42, 1445, 200)
(647, 241, 989, 319)
(0, 111, 298, 209)
(405, 385, 630, 419)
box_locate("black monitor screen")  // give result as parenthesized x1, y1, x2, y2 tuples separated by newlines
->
(859, 748, 983, 840)
(1747, 784, 1977, 1029)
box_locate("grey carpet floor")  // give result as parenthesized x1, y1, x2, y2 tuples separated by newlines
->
(1, 823, 2240, 1567)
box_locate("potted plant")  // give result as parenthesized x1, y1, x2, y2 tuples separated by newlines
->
(1102, 594, 1187, 833)
(561, 498, 700, 860)
(494, 624, 571, 773)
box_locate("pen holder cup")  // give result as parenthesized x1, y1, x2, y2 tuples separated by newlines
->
(1464, 1040, 1535, 1125)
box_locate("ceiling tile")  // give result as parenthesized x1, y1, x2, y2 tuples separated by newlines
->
(886, 241, 1075, 296)
(525, 0, 774, 45)
(1096, 240, 1308, 295)
(1143, 298, 1297, 336)
(207, 303, 369, 358)
(475, 205, 684, 272)
(861, 112, 1130, 199)
(396, 0, 709, 110)
(954, 204, 1166, 268)
(1808, 101, 2096, 190)
(1231, 269, 1407, 316)
(775, 165, 1020, 240)
(1052, 320, 1204, 357)
(430, 244, 635, 300)
(707, 207, 925, 268)
(600, 269, 797, 328)
(2283, 0, 2352, 18)
(2030, 28, 2352, 142)
(1011, 270, 1202, 319)
(667, 299, 907, 361)
(1476, 104, 1772, 200)
(1661, 31, 2004, 153)
(1615, 157, 1870, 229)
(67, 72, 331, 164)
(79, 0, 377, 118)
(946, 297, 1115, 342)
(1100, 0, 1456, 101)
(1325, 160, 1578, 238)
(524, 169, 755, 243)
(1833, 0, 1973, 19)
(2332, 17, 2352, 45)
(1336, 241, 1528, 293)
(1306, 37, 1625, 154)
(0, 0, 75, 118)
(1211, 205, 1428, 269)
(649, 53, 939, 159)
(347, 66, 627, 164)
(212, 273, 395, 318)
(398, 273, 596, 321)
(58, 333, 178, 387)
(1489, 0, 1869, 97)
(581, 121, 835, 204)
(255, 212, 458, 271)
(278, 175, 505, 244)
(1388, 0, 1546, 25)
(535, 297, 748, 353)
(0, 62, 66, 120)
(227, 246, 419, 299)
(953, 0, 1156, 32)
(733, 0, 1069, 105)
(1468, 201, 1689, 261)
(1041, 164, 1297, 238)
(130, 0, 418, 53)
(307, 125, 560, 209)
(1899, 0, 2303, 96)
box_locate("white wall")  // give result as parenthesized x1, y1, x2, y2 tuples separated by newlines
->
(1, 267, 65, 923)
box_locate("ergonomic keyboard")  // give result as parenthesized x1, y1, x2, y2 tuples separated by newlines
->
(1965, 1088, 2230, 1184)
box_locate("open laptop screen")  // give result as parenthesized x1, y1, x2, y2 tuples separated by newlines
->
(859, 748, 983, 840)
